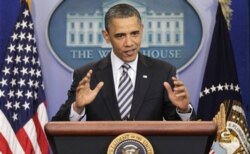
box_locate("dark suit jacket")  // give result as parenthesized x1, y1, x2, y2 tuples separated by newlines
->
(52, 53, 196, 121)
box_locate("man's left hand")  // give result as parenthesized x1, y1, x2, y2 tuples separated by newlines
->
(163, 77, 190, 112)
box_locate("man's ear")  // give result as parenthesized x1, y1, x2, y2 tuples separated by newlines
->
(141, 23, 144, 30)
(102, 30, 110, 43)
(141, 23, 144, 36)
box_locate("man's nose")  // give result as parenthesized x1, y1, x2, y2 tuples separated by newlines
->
(124, 36, 133, 46)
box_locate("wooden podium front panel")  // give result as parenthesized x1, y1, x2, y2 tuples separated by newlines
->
(53, 135, 211, 154)
(45, 121, 217, 154)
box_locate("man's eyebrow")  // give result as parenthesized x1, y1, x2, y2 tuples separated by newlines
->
(113, 30, 140, 37)
(131, 30, 140, 34)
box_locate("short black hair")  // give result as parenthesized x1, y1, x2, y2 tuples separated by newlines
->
(104, 3, 142, 31)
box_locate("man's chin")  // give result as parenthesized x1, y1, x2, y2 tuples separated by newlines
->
(123, 56, 136, 63)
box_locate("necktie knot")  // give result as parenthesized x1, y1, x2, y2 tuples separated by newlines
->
(122, 63, 130, 73)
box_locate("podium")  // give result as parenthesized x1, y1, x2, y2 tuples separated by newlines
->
(45, 121, 217, 154)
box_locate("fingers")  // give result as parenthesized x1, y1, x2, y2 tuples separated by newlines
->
(164, 77, 188, 96)
(76, 70, 92, 93)
(94, 81, 104, 93)
(171, 77, 188, 97)
(163, 81, 173, 95)
(77, 69, 104, 94)
(79, 69, 93, 85)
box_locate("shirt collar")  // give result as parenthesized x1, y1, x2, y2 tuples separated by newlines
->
(111, 50, 138, 72)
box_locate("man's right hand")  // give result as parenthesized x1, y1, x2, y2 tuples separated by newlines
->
(74, 69, 104, 114)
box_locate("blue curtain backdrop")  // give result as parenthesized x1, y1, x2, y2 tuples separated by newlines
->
(0, 0, 20, 69)
(0, 0, 249, 124)
(231, 0, 250, 125)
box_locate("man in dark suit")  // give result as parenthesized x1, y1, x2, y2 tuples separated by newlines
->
(52, 3, 196, 121)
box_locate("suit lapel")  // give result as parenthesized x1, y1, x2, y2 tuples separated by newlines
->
(130, 55, 152, 120)
(95, 55, 121, 120)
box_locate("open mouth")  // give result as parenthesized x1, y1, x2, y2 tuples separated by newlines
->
(124, 49, 135, 56)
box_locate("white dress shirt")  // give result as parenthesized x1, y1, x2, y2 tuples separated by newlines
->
(110, 51, 138, 98)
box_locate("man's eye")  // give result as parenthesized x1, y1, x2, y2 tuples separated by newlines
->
(115, 34, 125, 38)
(131, 31, 140, 37)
